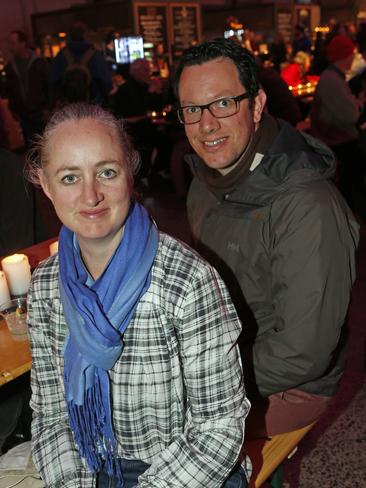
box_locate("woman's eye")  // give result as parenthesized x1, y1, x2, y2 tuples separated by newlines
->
(100, 168, 117, 179)
(61, 174, 77, 184)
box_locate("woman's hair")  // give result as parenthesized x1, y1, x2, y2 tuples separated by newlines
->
(26, 103, 140, 186)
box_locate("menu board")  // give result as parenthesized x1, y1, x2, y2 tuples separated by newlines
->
(170, 4, 200, 60)
(135, 3, 169, 51)
(276, 7, 293, 44)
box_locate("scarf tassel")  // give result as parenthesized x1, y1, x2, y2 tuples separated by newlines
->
(66, 380, 124, 484)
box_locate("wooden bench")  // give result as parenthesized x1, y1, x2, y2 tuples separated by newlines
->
(244, 422, 315, 487)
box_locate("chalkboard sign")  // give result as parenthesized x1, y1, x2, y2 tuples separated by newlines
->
(135, 3, 169, 51)
(170, 3, 200, 60)
(276, 7, 293, 44)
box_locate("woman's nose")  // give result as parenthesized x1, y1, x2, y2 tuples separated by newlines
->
(82, 179, 103, 207)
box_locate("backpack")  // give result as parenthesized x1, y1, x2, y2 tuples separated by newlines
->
(61, 46, 95, 102)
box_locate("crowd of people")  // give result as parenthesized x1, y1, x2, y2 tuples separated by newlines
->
(1, 23, 174, 191)
(0, 17, 364, 488)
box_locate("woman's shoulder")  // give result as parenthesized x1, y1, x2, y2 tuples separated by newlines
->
(30, 254, 59, 297)
(154, 232, 216, 286)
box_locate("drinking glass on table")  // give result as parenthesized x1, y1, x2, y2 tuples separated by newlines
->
(0, 298, 28, 339)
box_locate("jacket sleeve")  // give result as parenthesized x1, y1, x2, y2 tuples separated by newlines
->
(28, 268, 95, 488)
(250, 182, 359, 397)
(137, 264, 249, 488)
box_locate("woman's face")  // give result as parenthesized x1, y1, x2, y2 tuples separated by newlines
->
(39, 118, 132, 252)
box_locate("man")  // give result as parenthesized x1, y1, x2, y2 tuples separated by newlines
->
(49, 22, 112, 106)
(311, 35, 363, 211)
(175, 38, 359, 438)
(292, 24, 311, 55)
(111, 58, 172, 190)
(5, 30, 49, 146)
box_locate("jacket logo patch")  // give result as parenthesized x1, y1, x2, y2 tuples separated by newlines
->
(250, 152, 264, 172)
(227, 241, 240, 253)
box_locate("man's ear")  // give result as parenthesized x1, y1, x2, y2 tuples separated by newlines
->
(38, 169, 53, 202)
(253, 88, 267, 126)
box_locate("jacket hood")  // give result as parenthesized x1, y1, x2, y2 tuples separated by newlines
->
(186, 118, 336, 207)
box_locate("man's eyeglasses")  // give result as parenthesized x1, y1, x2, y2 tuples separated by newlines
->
(177, 93, 250, 125)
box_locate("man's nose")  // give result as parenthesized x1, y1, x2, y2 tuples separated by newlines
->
(199, 107, 220, 133)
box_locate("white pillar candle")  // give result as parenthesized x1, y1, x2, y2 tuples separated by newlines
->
(49, 241, 59, 256)
(1, 254, 31, 296)
(0, 271, 11, 306)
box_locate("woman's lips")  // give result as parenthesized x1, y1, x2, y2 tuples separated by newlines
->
(79, 208, 109, 219)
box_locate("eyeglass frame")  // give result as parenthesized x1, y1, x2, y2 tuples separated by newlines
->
(177, 92, 250, 125)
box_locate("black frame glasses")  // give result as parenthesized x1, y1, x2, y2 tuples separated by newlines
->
(177, 93, 250, 125)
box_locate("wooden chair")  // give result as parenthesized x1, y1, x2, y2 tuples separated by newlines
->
(244, 422, 315, 487)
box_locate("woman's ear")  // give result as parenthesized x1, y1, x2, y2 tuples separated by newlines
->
(38, 168, 53, 202)
(253, 88, 267, 126)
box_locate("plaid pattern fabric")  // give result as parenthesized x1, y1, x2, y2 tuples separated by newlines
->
(28, 232, 250, 488)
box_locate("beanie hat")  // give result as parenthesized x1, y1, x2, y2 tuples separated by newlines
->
(327, 35, 355, 63)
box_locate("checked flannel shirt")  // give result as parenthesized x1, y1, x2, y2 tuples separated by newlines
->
(28, 232, 250, 488)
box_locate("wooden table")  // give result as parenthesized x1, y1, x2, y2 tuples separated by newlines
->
(20, 237, 57, 270)
(0, 317, 32, 386)
(0, 237, 57, 386)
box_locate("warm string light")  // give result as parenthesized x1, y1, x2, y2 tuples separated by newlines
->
(288, 80, 317, 96)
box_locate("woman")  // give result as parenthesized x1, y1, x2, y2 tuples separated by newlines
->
(280, 51, 312, 87)
(26, 103, 250, 488)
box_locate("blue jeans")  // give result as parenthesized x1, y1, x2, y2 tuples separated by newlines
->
(97, 459, 150, 488)
(97, 461, 247, 488)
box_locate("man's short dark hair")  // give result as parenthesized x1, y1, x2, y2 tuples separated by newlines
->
(174, 38, 259, 102)
(69, 22, 87, 42)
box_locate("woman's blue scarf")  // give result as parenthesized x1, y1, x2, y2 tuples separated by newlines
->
(58, 201, 159, 480)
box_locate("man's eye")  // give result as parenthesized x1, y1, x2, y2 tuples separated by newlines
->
(215, 98, 232, 109)
(100, 168, 117, 179)
(185, 106, 200, 115)
(61, 175, 77, 184)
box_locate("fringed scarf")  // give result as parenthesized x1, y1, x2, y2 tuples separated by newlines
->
(58, 201, 159, 481)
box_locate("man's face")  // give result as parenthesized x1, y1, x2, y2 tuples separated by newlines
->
(178, 57, 265, 171)
(8, 33, 26, 58)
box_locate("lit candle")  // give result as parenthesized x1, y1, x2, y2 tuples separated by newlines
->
(49, 241, 59, 256)
(1, 254, 31, 296)
(0, 271, 11, 306)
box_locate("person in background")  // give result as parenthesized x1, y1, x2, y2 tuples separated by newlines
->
(27, 102, 250, 488)
(280, 50, 312, 87)
(49, 22, 112, 106)
(153, 43, 170, 79)
(104, 31, 118, 76)
(112, 58, 164, 117)
(111, 58, 172, 190)
(5, 30, 49, 146)
(0, 145, 34, 256)
(269, 32, 288, 72)
(310, 35, 364, 211)
(292, 24, 311, 55)
(256, 54, 302, 126)
(175, 38, 359, 439)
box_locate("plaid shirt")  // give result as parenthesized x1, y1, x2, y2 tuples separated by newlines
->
(28, 232, 250, 488)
